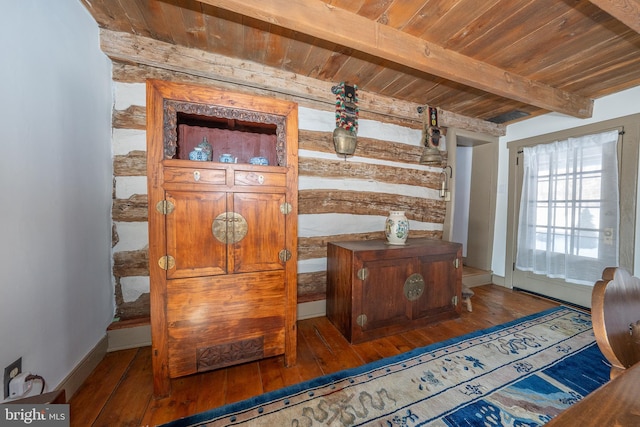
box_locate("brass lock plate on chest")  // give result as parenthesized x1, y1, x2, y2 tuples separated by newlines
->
(404, 273, 425, 301)
(212, 212, 248, 244)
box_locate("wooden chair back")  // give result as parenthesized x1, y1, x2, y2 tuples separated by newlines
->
(592, 267, 640, 379)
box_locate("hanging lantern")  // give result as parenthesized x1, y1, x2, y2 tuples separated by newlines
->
(419, 106, 444, 165)
(332, 82, 359, 158)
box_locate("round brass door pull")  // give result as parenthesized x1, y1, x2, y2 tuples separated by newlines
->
(212, 212, 248, 244)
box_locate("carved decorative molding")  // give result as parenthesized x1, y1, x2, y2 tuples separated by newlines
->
(163, 100, 288, 165)
(197, 337, 265, 371)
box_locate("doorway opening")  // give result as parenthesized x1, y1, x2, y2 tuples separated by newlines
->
(444, 129, 498, 287)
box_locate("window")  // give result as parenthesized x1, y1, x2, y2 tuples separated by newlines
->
(516, 130, 619, 285)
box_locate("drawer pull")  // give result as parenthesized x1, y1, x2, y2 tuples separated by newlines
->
(193, 170, 201, 181)
(357, 268, 369, 280)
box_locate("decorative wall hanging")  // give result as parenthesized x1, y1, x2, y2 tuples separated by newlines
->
(331, 82, 359, 158)
(418, 106, 444, 165)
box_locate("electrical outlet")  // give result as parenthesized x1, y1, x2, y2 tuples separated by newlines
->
(3, 357, 22, 399)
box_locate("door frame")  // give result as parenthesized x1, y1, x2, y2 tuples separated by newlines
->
(505, 114, 640, 307)
(443, 128, 498, 271)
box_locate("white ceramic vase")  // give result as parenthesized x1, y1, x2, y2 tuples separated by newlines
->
(385, 210, 409, 245)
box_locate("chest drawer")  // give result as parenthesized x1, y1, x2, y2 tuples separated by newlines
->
(163, 166, 226, 185)
(234, 170, 286, 187)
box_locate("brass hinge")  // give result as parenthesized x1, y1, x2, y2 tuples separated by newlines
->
(452, 295, 459, 306)
(453, 258, 460, 269)
(155, 200, 175, 215)
(279, 249, 292, 262)
(158, 255, 175, 270)
(357, 267, 369, 280)
(280, 202, 293, 215)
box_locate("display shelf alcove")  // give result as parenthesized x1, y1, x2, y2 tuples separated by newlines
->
(146, 79, 298, 397)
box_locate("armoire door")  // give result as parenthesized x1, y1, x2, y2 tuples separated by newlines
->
(165, 190, 228, 279)
(231, 192, 287, 274)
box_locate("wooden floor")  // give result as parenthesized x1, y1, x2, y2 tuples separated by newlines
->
(68, 285, 559, 427)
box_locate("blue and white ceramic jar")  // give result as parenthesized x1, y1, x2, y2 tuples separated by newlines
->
(249, 156, 269, 165)
(385, 210, 409, 245)
(189, 147, 208, 161)
(219, 153, 235, 163)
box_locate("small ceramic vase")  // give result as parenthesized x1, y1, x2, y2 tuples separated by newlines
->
(189, 147, 208, 161)
(385, 211, 409, 245)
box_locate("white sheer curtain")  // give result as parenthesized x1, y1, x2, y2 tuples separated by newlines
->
(516, 130, 619, 285)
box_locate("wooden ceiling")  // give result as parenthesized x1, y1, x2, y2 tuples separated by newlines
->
(81, 0, 640, 128)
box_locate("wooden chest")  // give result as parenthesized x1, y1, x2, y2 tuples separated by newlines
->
(326, 238, 462, 343)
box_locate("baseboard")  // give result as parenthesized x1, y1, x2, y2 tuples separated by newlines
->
(107, 323, 151, 352)
(491, 274, 507, 287)
(297, 299, 326, 320)
(57, 335, 108, 401)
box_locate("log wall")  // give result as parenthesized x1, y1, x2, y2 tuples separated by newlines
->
(110, 62, 446, 321)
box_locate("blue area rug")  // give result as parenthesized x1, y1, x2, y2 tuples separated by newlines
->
(162, 306, 610, 426)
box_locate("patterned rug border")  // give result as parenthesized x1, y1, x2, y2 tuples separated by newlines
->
(162, 305, 595, 427)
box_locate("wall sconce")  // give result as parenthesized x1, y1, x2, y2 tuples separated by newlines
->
(440, 165, 453, 199)
(332, 82, 359, 158)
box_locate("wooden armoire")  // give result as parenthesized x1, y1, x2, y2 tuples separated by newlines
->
(146, 79, 298, 397)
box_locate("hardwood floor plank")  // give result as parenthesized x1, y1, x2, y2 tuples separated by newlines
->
(297, 316, 364, 374)
(224, 362, 263, 404)
(293, 327, 325, 382)
(194, 368, 227, 413)
(91, 347, 153, 427)
(140, 373, 203, 426)
(69, 348, 137, 427)
(259, 356, 287, 393)
(67, 285, 563, 426)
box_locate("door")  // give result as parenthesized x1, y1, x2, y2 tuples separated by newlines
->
(231, 192, 287, 273)
(165, 190, 228, 278)
(358, 257, 413, 334)
(506, 117, 639, 308)
(414, 251, 461, 319)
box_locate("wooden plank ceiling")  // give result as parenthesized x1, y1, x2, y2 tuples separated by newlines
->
(81, 0, 640, 126)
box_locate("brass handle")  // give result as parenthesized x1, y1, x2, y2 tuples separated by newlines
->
(212, 212, 248, 244)
(404, 273, 425, 301)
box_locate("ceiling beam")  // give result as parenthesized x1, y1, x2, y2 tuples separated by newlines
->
(589, 0, 640, 33)
(99, 30, 506, 136)
(195, 0, 593, 119)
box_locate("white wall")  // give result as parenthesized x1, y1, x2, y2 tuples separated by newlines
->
(0, 0, 113, 399)
(492, 86, 640, 279)
(452, 146, 472, 257)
